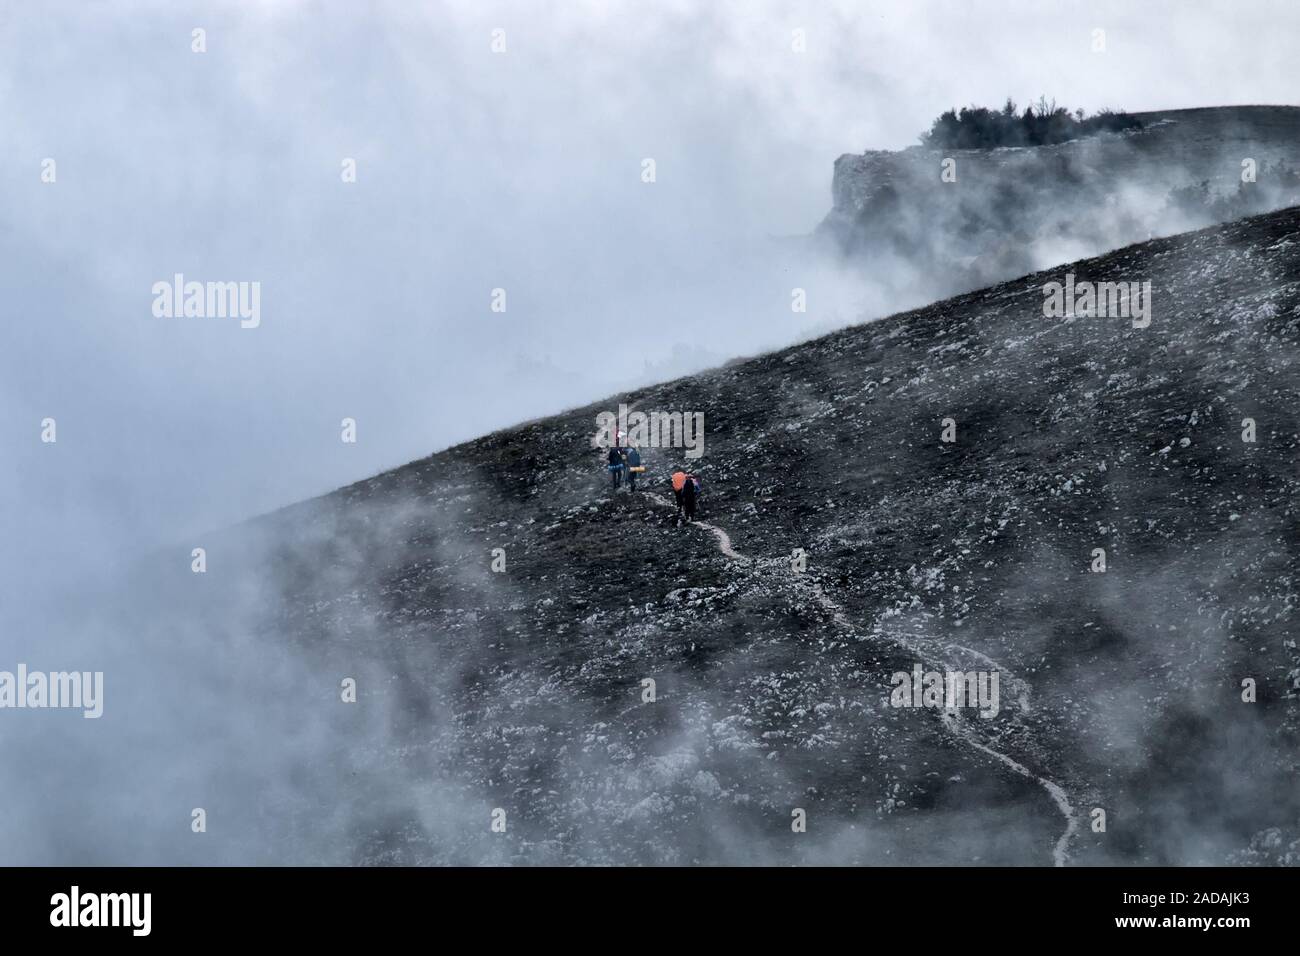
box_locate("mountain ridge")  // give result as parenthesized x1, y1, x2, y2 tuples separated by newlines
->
(155, 204, 1300, 865)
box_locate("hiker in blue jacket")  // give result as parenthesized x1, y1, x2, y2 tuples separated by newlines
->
(607, 445, 625, 490)
(625, 446, 642, 491)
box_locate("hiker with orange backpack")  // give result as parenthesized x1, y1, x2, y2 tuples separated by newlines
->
(671, 471, 687, 513)
(671, 470, 700, 523)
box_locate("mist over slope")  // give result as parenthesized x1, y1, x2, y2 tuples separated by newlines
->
(820, 106, 1300, 301)
(16, 206, 1298, 866)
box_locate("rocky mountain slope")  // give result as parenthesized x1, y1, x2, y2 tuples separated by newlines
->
(131, 204, 1300, 867)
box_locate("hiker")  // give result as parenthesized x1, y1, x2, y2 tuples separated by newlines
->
(625, 446, 642, 491)
(608, 446, 625, 490)
(681, 472, 698, 523)
(671, 471, 688, 515)
(671, 470, 700, 523)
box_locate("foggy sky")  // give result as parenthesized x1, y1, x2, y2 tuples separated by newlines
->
(2, 0, 1297, 564)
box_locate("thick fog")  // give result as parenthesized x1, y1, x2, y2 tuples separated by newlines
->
(4, 0, 1298, 547)
(1, 0, 1296, 864)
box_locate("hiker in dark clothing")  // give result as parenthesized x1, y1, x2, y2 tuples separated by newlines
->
(625, 446, 642, 491)
(607, 446, 625, 490)
(681, 472, 697, 522)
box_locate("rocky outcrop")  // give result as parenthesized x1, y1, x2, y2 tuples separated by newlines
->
(819, 107, 1300, 295)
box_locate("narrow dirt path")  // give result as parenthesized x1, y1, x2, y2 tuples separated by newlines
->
(644, 491, 748, 562)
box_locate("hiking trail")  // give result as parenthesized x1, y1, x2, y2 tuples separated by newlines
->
(589, 410, 1080, 865)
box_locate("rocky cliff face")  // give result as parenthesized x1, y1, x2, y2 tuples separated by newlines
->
(820, 107, 1300, 296)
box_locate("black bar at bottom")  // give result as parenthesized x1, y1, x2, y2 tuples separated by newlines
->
(2, 866, 1287, 941)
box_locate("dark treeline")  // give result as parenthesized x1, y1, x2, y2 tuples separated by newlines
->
(921, 97, 1142, 149)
